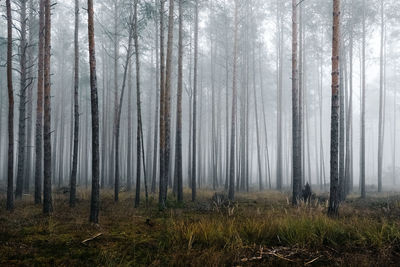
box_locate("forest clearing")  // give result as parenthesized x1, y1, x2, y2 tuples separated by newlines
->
(1, 189, 400, 266)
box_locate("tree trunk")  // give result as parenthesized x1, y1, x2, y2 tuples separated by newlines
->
(377, 0, 385, 193)
(174, 0, 184, 202)
(228, 0, 238, 201)
(292, 0, 301, 204)
(360, 0, 366, 199)
(134, 0, 144, 208)
(43, 0, 53, 214)
(328, 0, 341, 217)
(16, 0, 28, 199)
(6, 0, 14, 211)
(192, 0, 198, 202)
(70, 0, 80, 207)
(88, 0, 100, 224)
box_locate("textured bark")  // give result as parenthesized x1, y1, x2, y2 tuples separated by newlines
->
(174, 0, 184, 202)
(159, 0, 166, 209)
(192, 0, 198, 201)
(70, 0, 80, 207)
(292, 0, 300, 205)
(88, 0, 100, 224)
(35, 0, 45, 205)
(133, 0, 144, 208)
(228, 0, 238, 201)
(6, 0, 14, 211)
(43, 0, 53, 214)
(16, 0, 28, 199)
(328, 0, 341, 217)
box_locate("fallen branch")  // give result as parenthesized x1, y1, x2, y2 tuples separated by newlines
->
(81, 233, 102, 245)
(305, 255, 322, 265)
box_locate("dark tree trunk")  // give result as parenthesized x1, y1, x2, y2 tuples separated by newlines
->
(88, 0, 100, 224)
(174, 0, 184, 202)
(292, 0, 301, 205)
(328, 0, 341, 217)
(35, 0, 45, 205)
(70, 0, 80, 208)
(134, 0, 144, 208)
(6, 0, 14, 211)
(43, 0, 53, 214)
(16, 0, 28, 200)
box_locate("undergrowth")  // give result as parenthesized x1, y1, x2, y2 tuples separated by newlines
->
(1, 189, 400, 266)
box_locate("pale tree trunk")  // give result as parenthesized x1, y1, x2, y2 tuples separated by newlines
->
(228, 0, 238, 201)
(6, 0, 14, 211)
(43, 0, 53, 214)
(192, 0, 198, 201)
(328, 0, 341, 217)
(361, 0, 366, 199)
(377, 0, 385, 193)
(116, 10, 134, 203)
(88, 0, 100, 224)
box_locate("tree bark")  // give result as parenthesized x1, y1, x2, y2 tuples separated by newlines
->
(70, 0, 80, 207)
(6, 0, 14, 211)
(88, 0, 100, 224)
(43, 0, 53, 214)
(174, 0, 184, 202)
(16, 0, 28, 199)
(192, 0, 198, 202)
(328, 0, 341, 217)
(292, 0, 301, 205)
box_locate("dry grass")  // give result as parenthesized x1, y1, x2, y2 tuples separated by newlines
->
(1, 188, 400, 266)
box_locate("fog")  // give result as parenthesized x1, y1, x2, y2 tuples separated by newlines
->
(1, 0, 400, 202)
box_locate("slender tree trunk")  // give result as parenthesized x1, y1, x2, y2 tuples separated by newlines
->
(70, 0, 80, 207)
(228, 0, 238, 201)
(377, 0, 385, 193)
(127, 61, 133, 191)
(292, 0, 301, 204)
(134, 0, 144, 208)
(6, 0, 14, 211)
(43, 0, 53, 214)
(192, 0, 198, 202)
(174, 0, 184, 202)
(151, 8, 160, 194)
(88, 0, 100, 224)
(360, 0, 366, 199)
(158, 0, 167, 209)
(328, 0, 341, 217)
(16, 0, 28, 199)
(116, 11, 134, 203)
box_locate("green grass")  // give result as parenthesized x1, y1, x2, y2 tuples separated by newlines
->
(1, 189, 400, 266)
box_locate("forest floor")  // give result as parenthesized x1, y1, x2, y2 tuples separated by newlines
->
(1, 189, 400, 266)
